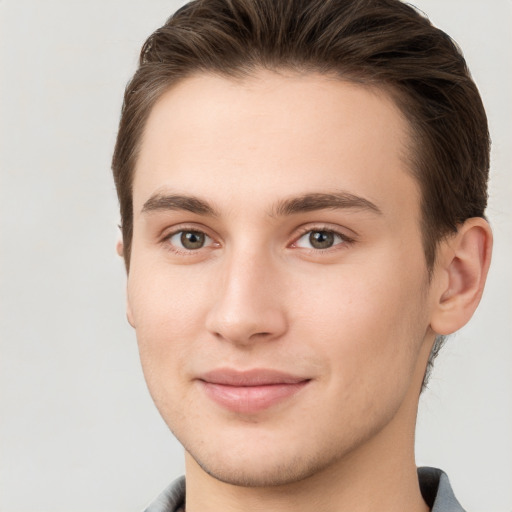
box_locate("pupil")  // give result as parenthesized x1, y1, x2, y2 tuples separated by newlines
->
(309, 231, 334, 249)
(181, 231, 205, 249)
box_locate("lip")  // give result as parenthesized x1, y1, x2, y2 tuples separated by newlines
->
(197, 368, 311, 414)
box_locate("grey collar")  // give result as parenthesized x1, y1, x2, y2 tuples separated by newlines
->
(144, 467, 465, 512)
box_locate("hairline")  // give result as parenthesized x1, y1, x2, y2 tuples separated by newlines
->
(124, 66, 438, 270)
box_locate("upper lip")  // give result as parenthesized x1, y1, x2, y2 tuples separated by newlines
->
(198, 368, 310, 386)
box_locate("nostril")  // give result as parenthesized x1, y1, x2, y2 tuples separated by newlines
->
(205, 291, 288, 345)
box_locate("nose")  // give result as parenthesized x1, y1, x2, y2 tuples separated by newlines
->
(205, 249, 288, 346)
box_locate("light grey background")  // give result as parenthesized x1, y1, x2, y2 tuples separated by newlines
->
(0, 1, 510, 511)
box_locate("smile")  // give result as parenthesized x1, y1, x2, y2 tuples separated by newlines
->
(197, 369, 311, 414)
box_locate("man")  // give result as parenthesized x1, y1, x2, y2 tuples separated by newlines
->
(112, 0, 492, 510)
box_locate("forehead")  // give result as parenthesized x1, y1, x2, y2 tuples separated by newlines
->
(133, 70, 419, 220)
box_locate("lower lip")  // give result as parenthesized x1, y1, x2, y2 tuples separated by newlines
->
(200, 381, 309, 414)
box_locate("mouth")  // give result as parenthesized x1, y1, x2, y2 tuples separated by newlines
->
(197, 368, 311, 414)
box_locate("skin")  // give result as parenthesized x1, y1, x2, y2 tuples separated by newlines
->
(122, 71, 492, 512)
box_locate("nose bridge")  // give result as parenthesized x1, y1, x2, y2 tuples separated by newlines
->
(205, 244, 287, 344)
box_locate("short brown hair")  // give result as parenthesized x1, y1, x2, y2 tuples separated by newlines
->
(112, 0, 490, 271)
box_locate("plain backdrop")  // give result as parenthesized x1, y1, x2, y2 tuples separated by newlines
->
(0, 1, 510, 511)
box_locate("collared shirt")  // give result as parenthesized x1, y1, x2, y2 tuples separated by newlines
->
(143, 467, 466, 512)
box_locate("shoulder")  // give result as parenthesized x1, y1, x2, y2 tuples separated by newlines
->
(142, 476, 186, 512)
(418, 467, 467, 512)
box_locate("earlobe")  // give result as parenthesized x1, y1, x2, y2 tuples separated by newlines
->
(430, 218, 492, 335)
(126, 295, 136, 328)
(116, 240, 124, 258)
(117, 239, 136, 328)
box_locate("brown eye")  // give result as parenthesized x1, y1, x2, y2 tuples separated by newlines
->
(294, 229, 347, 250)
(168, 230, 212, 251)
(180, 231, 206, 249)
(309, 231, 335, 249)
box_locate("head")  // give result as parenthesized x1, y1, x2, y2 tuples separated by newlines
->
(111, 0, 492, 490)
(113, 0, 490, 272)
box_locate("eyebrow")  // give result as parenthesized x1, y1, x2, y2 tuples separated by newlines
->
(271, 192, 382, 217)
(141, 193, 218, 216)
(140, 191, 382, 218)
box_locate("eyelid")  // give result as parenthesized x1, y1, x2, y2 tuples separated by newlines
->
(289, 224, 356, 249)
(160, 224, 220, 255)
(160, 222, 217, 241)
(169, 230, 213, 248)
(157, 222, 355, 256)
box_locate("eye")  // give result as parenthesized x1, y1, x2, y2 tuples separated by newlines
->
(168, 230, 213, 251)
(294, 229, 347, 250)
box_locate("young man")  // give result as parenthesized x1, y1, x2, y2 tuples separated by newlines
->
(112, 1, 492, 511)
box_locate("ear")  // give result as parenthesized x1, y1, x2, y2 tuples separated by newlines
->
(116, 239, 124, 258)
(126, 293, 136, 328)
(430, 218, 492, 335)
(116, 239, 136, 328)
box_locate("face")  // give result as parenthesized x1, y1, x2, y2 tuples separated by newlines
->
(127, 71, 437, 486)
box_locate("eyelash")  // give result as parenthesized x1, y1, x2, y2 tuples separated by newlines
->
(161, 225, 355, 256)
(291, 225, 355, 253)
(162, 225, 217, 256)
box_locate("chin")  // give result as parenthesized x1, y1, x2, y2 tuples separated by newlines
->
(179, 420, 370, 489)
(189, 446, 334, 488)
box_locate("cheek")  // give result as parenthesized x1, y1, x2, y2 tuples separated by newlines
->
(294, 261, 430, 389)
(128, 260, 210, 332)
(127, 264, 212, 388)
